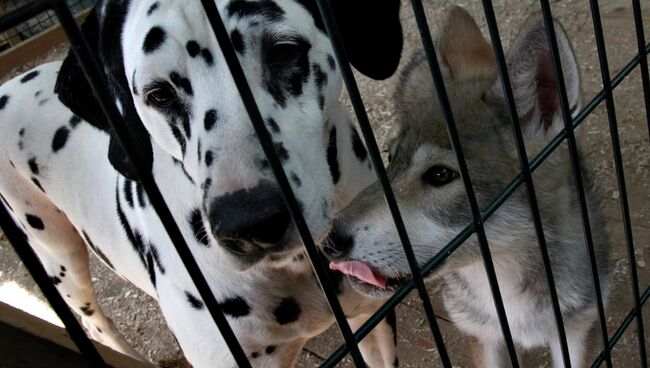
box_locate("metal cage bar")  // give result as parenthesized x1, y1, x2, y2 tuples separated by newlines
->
(408, 0, 520, 365)
(538, 1, 612, 366)
(0, 204, 107, 367)
(479, 1, 572, 366)
(589, 1, 647, 366)
(47, 2, 252, 367)
(311, 0, 453, 366)
(196, 0, 368, 365)
(631, 0, 650, 138)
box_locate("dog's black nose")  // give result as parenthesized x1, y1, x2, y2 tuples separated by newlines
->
(209, 181, 290, 253)
(322, 226, 354, 259)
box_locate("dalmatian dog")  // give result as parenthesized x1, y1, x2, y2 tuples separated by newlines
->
(0, 1, 403, 367)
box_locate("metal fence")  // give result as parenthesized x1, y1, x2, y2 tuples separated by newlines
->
(0, 0, 648, 367)
(0, 0, 93, 52)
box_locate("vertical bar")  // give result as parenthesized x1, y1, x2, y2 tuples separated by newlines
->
(312, 0, 453, 366)
(196, 1, 368, 366)
(537, 2, 612, 367)
(631, 0, 650, 138)
(407, 1, 520, 366)
(0, 205, 107, 367)
(590, 1, 647, 366)
(48, 2, 252, 367)
(479, 2, 572, 366)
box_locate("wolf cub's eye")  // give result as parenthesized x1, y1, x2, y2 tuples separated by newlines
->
(421, 165, 457, 187)
(146, 84, 177, 108)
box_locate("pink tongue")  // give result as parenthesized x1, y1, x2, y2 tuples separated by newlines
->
(329, 261, 387, 288)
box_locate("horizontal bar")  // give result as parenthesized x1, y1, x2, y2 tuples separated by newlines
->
(323, 39, 650, 365)
(0, 204, 107, 366)
(48, 2, 251, 366)
(591, 285, 650, 367)
(198, 1, 367, 366)
(0, 1, 51, 34)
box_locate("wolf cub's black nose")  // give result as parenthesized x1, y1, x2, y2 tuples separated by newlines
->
(322, 226, 354, 258)
(209, 181, 290, 252)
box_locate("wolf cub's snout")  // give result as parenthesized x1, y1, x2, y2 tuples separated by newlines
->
(324, 6, 609, 367)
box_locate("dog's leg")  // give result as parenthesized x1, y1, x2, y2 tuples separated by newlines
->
(0, 183, 143, 360)
(474, 336, 514, 368)
(347, 309, 398, 367)
(549, 325, 589, 368)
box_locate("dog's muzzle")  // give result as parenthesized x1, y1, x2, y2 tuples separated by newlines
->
(208, 180, 291, 257)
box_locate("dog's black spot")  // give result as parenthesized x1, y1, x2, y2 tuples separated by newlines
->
(230, 29, 245, 54)
(169, 125, 186, 153)
(201, 49, 214, 66)
(202, 178, 212, 191)
(60, 265, 66, 272)
(227, 0, 285, 22)
(131, 69, 138, 96)
(28, 157, 39, 175)
(262, 35, 311, 107)
(149, 243, 165, 274)
(318, 94, 325, 110)
(25, 214, 44, 230)
(188, 208, 210, 247)
(205, 150, 214, 167)
(34, 90, 41, 97)
(82, 230, 114, 269)
(38, 99, 49, 106)
(170, 71, 193, 96)
(186, 40, 200, 57)
(204, 109, 218, 131)
(146, 1, 160, 16)
(135, 182, 146, 208)
(251, 352, 260, 358)
(197, 140, 202, 165)
(20, 70, 39, 83)
(116, 188, 148, 269)
(124, 179, 135, 208)
(0, 95, 9, 109)
(273, 142, 289, 161)
(143, 26, 166, 53)
(185, 291, 204, 310)
(265, 345, 276, 355)
(312, 63, 327, 88)
(220, 296, 250, 318)
(273, 297, 301, 325)
(31, 177, 45, 193)
(59, 272, 65, 277)
(290, 173, 301, 187)
(18, 128, 25, 137)
(327, 127, 340, 184)
(69, 115, 82, 128)
(351, 127, 367, 161)
(52, 126, 70, 152)
(267, 118, 280, 133)
(80, 302, 94, 316)
(51, 276, 62, 285)
(327, 54, 336, 70)
(146, 244, 165, 287)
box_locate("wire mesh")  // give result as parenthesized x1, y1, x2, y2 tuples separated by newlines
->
(0, 1, 647, 367)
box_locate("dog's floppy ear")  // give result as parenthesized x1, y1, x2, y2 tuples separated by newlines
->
(54, 2, 152, 181)
(298, 0, 403, 80)
(331, 0, 403, 80)
(438, 6, 496, 82)
(491, 13, 580, 141)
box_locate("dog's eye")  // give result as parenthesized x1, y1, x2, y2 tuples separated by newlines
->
(146, 85, 177, 108)
(267, 41, 306, 66)
(421, 165, 457, 187)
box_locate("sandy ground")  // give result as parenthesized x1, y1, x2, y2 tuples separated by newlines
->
(1, 0, 649, 367)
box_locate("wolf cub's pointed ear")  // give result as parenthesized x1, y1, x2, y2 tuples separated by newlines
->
(438, 6, 496, 82)
(492, 14, 580, 140)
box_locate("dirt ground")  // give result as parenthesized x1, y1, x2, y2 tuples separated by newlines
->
(0, 0, 649, 367)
